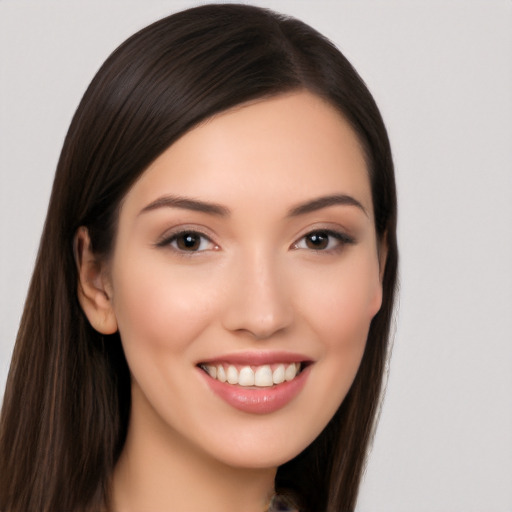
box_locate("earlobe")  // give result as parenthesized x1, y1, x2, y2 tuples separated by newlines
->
(74, 227, 118, 335)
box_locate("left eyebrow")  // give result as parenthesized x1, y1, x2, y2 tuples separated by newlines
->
(287, 194, 368, 217)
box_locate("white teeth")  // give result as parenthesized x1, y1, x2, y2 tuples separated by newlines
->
(205, 365, 217, 379)
(272, 364, 285, 384)
(254, 365, 273, 387)
(202, 362, 302, 387)
(285, 363, 298, 382)
(227, 365, 238, 384)
(217, 365, 227, 383)
(238, 366, 255, 386)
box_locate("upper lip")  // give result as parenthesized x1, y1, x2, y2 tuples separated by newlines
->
(198, 351, 312, 366)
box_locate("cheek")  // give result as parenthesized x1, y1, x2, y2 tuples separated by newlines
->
(297, 252, 382, 406)
(283, 255, 382, 444)
(303, 255, 382, 349)
(110, 261, 222, 357)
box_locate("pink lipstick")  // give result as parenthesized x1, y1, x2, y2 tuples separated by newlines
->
(197, 352, 312, 414)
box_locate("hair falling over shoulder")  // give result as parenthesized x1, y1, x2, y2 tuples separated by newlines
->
(0, 4, 398, 511)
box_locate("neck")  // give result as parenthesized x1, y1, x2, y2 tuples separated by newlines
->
(109, 388, 276, 512)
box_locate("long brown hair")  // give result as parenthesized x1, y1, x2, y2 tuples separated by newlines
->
(0, 4, 398, 511)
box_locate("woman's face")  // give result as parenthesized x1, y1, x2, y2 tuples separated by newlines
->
(105, 91, 383, 469)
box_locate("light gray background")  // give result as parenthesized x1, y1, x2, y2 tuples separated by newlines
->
(1, 1, 511, 511)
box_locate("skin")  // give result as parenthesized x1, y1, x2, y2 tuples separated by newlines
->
(77, 91, 385, 512)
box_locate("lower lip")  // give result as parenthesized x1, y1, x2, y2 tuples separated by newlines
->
(200, 366, 311, 414)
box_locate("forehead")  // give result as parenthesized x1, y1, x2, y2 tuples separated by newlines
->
(121, 91, 372, 218)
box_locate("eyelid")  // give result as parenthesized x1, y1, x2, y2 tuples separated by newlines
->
(155, 226, 220, 253)
(291, 227, 356, 252)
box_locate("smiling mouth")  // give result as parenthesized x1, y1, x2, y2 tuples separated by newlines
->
(198, 362, 307, 387)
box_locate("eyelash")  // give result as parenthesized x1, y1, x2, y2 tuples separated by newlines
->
(157, 228, 354, 254)
(156, 230, 218, 254)
(292, 229, 355, 253)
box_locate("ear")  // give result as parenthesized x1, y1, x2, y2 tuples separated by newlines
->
(74, 227, 118, 334)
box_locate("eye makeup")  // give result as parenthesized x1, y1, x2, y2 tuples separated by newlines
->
(155, 226, 220, 255)
(291, 229, 355, 252)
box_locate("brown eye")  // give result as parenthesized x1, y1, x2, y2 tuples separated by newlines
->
(293, 229, 355, 252)
(160, 231, 216, 252)
(176, 233, 202, 251)
(305, 232, 329, 250)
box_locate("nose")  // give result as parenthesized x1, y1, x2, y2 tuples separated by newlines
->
(221, 250, 294, 340)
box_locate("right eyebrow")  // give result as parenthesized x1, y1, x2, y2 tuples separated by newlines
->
(138, 194, 231, 217)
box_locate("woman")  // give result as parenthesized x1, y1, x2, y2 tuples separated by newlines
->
(0, 4, 397, 512)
